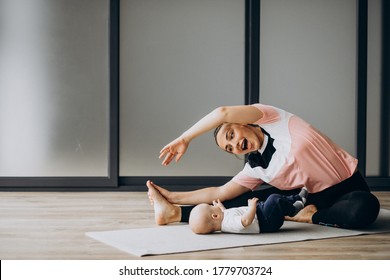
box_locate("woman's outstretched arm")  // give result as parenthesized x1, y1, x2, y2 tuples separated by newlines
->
(147, 179, 250, 205)
(159, 105, 262, 165)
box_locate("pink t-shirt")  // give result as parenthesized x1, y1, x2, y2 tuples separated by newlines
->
(232, 104, 358, 194)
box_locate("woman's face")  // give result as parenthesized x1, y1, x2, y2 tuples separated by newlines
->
(215, 123, 262, 155)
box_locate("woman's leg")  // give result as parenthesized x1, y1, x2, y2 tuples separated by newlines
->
(308, 172, 380, 229)
(180, 206, 195, 222)
(312, 191, 380, 228)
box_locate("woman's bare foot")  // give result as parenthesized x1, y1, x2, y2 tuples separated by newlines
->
(147, 180, 172, 203)
(285, 204, 317, 224)
(146, 180, 181, 225)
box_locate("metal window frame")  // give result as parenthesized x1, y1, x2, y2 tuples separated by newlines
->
(357, 0, 390, 190)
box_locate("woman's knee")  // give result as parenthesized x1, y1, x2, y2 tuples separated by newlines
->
(346, 192, 380, 228)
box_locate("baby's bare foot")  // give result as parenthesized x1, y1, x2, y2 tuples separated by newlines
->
(285, 204, 317, 224)
(146, 181, 181, 225)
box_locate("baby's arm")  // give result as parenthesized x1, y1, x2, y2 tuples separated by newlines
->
(241, 198, 259, 227)
(213, 199, 226, 211)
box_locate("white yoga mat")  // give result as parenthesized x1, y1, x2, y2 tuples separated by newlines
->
(86, 209, 390, 257)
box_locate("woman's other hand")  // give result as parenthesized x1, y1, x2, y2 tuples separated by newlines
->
(159, 137, 189, 165)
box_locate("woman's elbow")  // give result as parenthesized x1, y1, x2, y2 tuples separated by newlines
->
(214, 106, 229, 118)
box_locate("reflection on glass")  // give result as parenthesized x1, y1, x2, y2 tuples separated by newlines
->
(0, 0, 109, 176)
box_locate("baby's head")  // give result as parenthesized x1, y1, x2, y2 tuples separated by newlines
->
(189, 203, 222, 234)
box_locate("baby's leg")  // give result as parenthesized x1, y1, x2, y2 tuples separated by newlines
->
(284, 187, 308, 215)
(257, 194, 299, 232)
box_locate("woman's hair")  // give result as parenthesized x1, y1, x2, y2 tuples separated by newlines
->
(213, 123, 224, 147)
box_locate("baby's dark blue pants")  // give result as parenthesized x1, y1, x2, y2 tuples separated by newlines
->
(255, 193, 299, 233)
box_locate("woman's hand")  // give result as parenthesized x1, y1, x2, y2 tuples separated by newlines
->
(159, 137, 189, 166)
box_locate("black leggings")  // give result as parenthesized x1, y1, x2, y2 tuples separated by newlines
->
(180, 172, 380, 229)
(307, 172, 380, 228)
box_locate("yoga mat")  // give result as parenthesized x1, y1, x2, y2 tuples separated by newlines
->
(86, 209, 390, 257)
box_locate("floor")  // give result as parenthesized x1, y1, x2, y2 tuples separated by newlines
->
(0, 191, 389, 260)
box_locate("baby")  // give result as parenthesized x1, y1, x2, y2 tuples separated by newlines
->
(189, 188, 308, 234)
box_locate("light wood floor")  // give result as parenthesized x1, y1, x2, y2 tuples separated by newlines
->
(1, 191, 389, 260)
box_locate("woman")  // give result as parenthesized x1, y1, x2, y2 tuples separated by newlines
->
(147, 103, 380, 229)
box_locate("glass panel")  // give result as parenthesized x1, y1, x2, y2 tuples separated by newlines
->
(120, 0, 245, 176)
(260, 0, 357, 157)
(0, 0, 110, 176)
